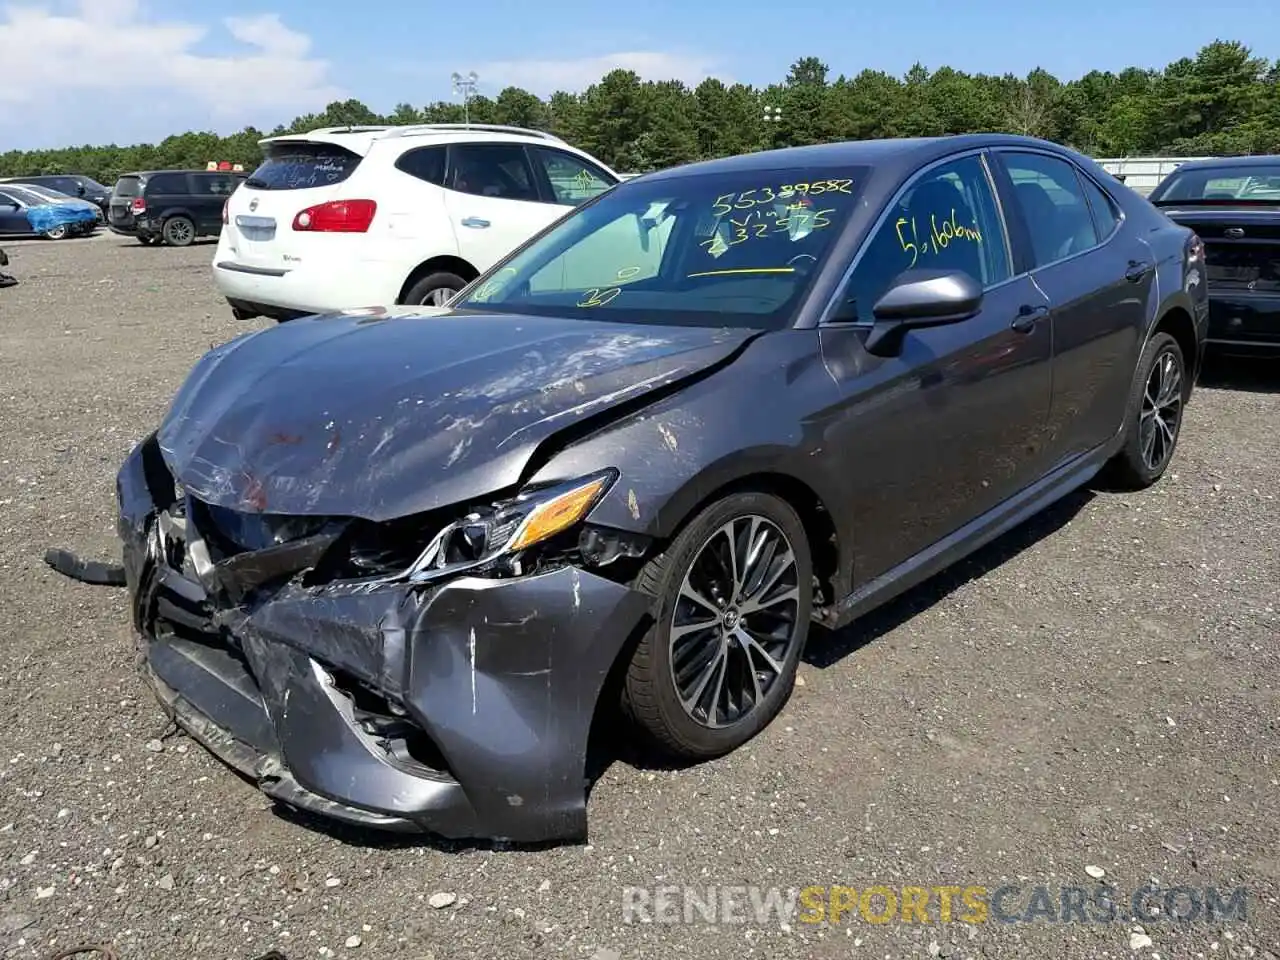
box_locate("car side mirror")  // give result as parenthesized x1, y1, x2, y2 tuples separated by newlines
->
(864, 268, 983, 356)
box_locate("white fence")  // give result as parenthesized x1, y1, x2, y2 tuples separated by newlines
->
(1092, 157, 1210, 196)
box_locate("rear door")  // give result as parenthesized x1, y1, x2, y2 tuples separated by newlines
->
(221, 139, 368, 271)
(991, 148, 1153, 468)
(441, 142, 561, 272)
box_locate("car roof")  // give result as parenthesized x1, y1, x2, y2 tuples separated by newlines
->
(1165, 154, 1280, 172)
(120, 170, 239, 177)
(258, 124, 569, 156)
(638, 133, 1084, 181)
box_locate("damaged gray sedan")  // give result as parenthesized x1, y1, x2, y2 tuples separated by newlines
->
(115, 135, 1205, 842)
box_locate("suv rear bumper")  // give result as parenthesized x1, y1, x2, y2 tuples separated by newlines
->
(212, 235, 405, 316)
(1207, 291, 1280, 354)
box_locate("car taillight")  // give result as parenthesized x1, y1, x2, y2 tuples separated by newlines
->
(292, 199, 377, 233)
(130, 196, 146, 214)
(1188, 234, 1204, 262)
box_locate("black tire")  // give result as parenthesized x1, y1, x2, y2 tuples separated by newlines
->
(621, 491, 813, 760)
(1105, 331, 1187, 490)
(403, 271, 467, 307)
(161, 216, 195, 247)
(43, 225, 68, 240)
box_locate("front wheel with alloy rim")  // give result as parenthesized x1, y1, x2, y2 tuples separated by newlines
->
(42, 225, 68, 240)
(403, 270, 467, 307)
(161, 216, 195, 247)
(1106, 331, 1187, 489)
(622, 491, 813, 760)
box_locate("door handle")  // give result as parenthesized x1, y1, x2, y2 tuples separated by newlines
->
(1011, 303, 1049, 333)
(1125, 259, 1153, 283)
(460, 217, 490, 229)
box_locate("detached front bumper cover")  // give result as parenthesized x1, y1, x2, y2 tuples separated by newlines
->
(117, 435, 650, 842)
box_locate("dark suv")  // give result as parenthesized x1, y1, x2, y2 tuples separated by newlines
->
(0, 174, 112, 216)
(108, 170, 244, 246)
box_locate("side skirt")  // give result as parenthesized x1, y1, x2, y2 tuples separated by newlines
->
(818, 436, 1122, 631)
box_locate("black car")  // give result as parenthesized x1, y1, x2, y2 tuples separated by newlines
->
(112, 134, 1207, 843)
(108, 170, 244, 246)
(1147, 154, 1280, 355)
(0, 173, 112, 216)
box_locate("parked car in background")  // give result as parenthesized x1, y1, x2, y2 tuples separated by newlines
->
(117, 133, 1206, 843)
(1148, 154, 1280, 355)
(213, 123, 619, 321)
(0, 184, 99, 239)
(0, 174, 113, 217)
(109, 170, 244, 247)
(5, 182, 102, 234)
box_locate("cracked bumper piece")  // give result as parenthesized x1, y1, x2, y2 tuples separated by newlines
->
(117, 441, 651, 842)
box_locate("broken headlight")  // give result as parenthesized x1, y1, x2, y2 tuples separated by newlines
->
(405, 469, 617, 581)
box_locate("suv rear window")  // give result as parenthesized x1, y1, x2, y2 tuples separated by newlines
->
(246, 143, 362, 191)
(113, 176, 142, 198)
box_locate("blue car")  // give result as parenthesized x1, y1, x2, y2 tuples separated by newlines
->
(0, 184, 99, 240)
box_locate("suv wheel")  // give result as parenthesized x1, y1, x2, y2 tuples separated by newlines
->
(403, 271, 467, 307)
(161, 216, 195, 247)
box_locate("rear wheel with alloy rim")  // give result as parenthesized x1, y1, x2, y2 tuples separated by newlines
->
(403, 270, 467, 307)
(162, 216, 194, 247)
(622, 491, 813, 759)
(1106, 331, 1187, 489)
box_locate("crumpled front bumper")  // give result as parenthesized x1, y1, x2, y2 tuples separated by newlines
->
(117, 437, 651, 842)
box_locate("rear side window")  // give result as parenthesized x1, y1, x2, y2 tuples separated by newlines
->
(145, 173, 188, 194)
(447, 144, 539, 202)
(1001, 151, 1100, 267)
(1081, 176, 1121, 238)
(396, 146, 447, 186)
(190, 174, 239, 196)
(113, 176, 142, 197)
(248, 143, 363, 190)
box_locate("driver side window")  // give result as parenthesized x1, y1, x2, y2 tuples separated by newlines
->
(833, 154, 1011, 324)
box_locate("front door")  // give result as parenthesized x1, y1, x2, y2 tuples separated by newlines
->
(442, 143, 562, 274)
(818, 151, 1054, 584)
(0, 191, 30, 235)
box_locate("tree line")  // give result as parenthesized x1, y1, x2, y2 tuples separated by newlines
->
(2, 40, 1277, 185)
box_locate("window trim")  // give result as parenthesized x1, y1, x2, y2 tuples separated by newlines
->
(443, 142, 542, 204)
(0, 189, 23, 208)
(1077, 169, 1124, 245)
(990, 147, 1126, 273)
(816, 148, 1016, 328)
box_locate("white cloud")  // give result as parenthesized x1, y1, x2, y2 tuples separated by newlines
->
(0, 0, 342, 149)
(473, 51, 730, 95)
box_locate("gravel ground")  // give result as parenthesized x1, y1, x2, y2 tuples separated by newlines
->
(0, 233, 1277, 960)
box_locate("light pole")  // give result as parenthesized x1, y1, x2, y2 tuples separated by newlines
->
(762, 105, 782, 150)
(451, 71, 479, 127)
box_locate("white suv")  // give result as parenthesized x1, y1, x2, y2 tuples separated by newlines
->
(212, 124, 620, 321)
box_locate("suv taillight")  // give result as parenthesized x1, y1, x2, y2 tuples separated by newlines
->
(130, 196, 146, 214)
(292, 199, 376, 233)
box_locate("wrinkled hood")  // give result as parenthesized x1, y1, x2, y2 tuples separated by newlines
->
(158, 309, 755, 521)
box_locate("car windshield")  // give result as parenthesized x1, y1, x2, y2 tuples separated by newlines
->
(456, 165, 871, 329)
(1151, 163, 1280, 202)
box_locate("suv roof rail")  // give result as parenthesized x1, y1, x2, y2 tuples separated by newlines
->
(300, 125, 398, 136)
(378, 123, 564, 143)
